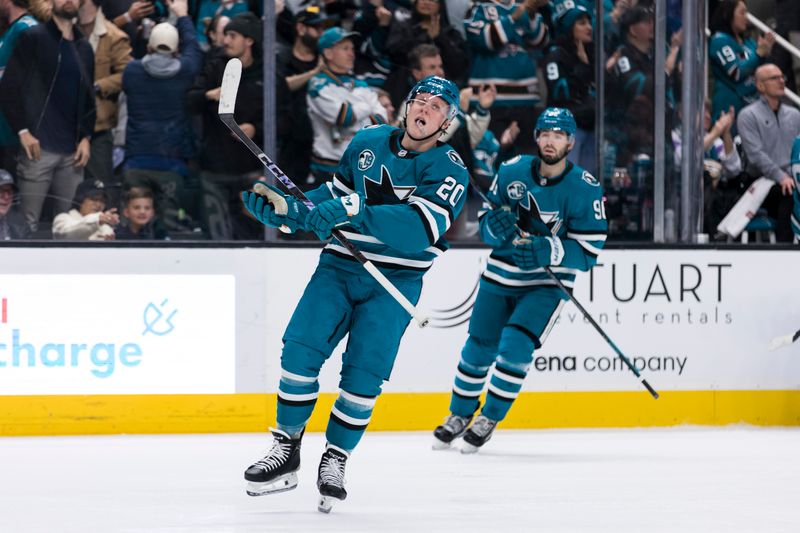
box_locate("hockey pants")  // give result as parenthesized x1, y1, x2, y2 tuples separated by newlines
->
(449, 284, 565, 422)
(276, 265, 421, 452)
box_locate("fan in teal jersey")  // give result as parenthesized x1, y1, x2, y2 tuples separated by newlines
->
(708, 0, 775, 121)
(433, 107, 607, 453)
(790, 137, 800, 243)
(239, 75, 468, 513)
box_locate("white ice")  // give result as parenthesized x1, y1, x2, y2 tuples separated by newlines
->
(1, 427, 798, 532)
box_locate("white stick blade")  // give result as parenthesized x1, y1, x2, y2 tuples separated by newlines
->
(219, 58, 243, 115)
(768, 335, 794, 351)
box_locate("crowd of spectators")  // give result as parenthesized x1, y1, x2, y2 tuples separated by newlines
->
(0, 0, 797, 243)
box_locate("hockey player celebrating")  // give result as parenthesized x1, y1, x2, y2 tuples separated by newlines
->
(240, 75, 468, 512)
(432, 107, 607, 453)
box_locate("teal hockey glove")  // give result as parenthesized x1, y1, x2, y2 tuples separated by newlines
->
(512, 236, 564, 270)
(485, 207, 517, 241)
(305, 193, 366, 240)
(241, 182, 309, 233)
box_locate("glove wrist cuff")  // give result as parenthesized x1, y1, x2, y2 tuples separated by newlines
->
(341, 193, 362, 218)
(545, 236, 564, 266)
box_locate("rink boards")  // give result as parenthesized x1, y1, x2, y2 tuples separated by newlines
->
(0, 246, 798, 435)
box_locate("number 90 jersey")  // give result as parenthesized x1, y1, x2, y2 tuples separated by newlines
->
(480, 155, 608, 291)
(312, 124, 470, 281)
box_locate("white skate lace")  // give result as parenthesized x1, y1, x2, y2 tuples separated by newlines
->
(470, 416, 496, 437)
(319, 454, 346, 488)
(444, 415, 469, 434)
(254, 438, 290, 471)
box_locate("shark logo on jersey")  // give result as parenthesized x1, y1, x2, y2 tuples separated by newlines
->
(363, 165, 416, 205)
(447, 150, 466, 169)
(507, 181, 526, 200)
(358, 150, 375, 171)
(518, 191, 563, 236)
(581, 171, 600, 187)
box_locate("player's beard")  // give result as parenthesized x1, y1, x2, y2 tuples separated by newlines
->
(538, 145, 569, 165)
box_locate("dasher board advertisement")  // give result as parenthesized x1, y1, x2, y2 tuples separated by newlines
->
(394, 249, 800, 392)
(0, 275, 236, 395)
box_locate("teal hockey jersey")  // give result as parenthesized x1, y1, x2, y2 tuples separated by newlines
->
(464, 0, 548, 107)
(789, 136, 800, 241)
(478, 155, 607, 291)
(305, 124, 470, 280)
(708, 31, 763, 120)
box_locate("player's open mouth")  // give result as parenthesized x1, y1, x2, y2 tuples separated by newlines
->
(415, 118, 427, 128)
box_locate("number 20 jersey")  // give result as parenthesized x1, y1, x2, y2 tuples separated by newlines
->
(309, 124, 471, 281)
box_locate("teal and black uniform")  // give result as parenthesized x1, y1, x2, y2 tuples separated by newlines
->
(446, 108, 607, 423)
(789, 136, 800, 242)
(281, 124, 469, 451)
(243, 76, 469, 455)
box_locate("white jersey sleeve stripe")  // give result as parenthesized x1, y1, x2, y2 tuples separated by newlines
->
(575, 239, 603, 256)
(566, 232, 607, 241)
(325, 243, 435, 269)
(332, 176, 355, 195)
(482, 270, 575, 288)
(408, 200, 442, 242)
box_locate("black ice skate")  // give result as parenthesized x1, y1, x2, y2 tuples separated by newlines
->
(244, 428, 302, 496)
(432, 414, 473, 450)
(316, 444, 349, 513)
(461, 415, 497, 454)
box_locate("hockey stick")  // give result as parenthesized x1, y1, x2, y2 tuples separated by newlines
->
(469, 180, 659, 399)
(218, 58, 429, 328)
(768, 328, 800, 351)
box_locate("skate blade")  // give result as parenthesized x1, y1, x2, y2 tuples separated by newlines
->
(460, 442, 480, 454)
(318, 495, 339, 513)
(432, 437, 453, 450)
(245, 472, 298, 497)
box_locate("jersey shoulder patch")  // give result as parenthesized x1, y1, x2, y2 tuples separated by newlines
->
(580, 170, 600, 187)
(446, 149, 466, 169)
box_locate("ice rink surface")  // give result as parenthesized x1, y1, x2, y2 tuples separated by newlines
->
(1, 427, 798, 533)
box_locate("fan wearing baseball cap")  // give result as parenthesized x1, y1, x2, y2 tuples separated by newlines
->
(121, 0, 202, 232)
(306, 26, 387, 188)
(185, 11, 266, 239)
(274, 5, 333, 189)
(52, 179, 118, 240)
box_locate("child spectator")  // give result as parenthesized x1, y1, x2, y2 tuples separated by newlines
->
(116, 186, 169, 239)
(52, 179, 118, 240)
(122, 0, 201, 231)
